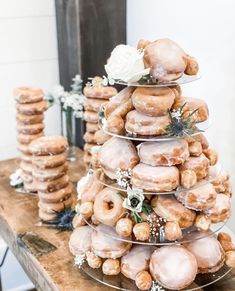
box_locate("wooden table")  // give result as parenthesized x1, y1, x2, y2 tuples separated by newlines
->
(0, 149, 234, 291)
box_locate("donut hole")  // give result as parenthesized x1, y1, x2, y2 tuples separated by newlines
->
(107, 201, 114, 210)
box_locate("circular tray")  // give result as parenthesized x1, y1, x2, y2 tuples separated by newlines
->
(115, 74, 201, 88)
(82, 217, 228, 246)
(100, 119, 210, 142)
(94, 164, 221, 195)
(81, 262, 231, 291)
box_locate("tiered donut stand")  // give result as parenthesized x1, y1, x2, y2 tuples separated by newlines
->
(70, 40, 234, 291)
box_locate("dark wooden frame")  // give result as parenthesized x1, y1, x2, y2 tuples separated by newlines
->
(55, 0, 126, 148)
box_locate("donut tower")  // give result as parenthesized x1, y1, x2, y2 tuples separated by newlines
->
(70, 39, 235, 291)
(83, 76, 117, 168)
(14, 87, 48, 193)
(29, 136, 74, 222)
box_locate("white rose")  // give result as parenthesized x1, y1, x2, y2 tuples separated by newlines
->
(105, 44, 150, 83)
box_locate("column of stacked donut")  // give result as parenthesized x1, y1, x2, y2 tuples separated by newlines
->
(29, 136, 74, 222)
(14, 87, 48, 193)
(82, 77, 117, 168)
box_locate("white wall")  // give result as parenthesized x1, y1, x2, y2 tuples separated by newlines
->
(0, 0, 60, 160)
(127, 0, 235, 230)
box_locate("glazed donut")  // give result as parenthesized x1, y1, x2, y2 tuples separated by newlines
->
(144, 38, 198, 82)
(98, 137, 139, 180)
(21, 153, 32, 163)
(69, 225, 93, 256)
(151, 195, 196, 229)
(91, 224, 131, 259)
(16, 123, 44, 135)
(83, 143, 96, 154)
(131, 163, 179, 192)
(194, 214, 211, 232)
(17, 143, 32, 155)
(83, 151, 92, 165)
(16, 113, 44, 125)
(77, 171, 104, 203)
(38, 209, 57, 222)
(16, 100, 48, 115)
(184, 233, 225, 273)
(80, 201, 94, 220)
(86, 122, 99, 133)
(188, 141, 202, 157)
(180, 169, 197, 189)
(93, 187, 126, 225)
(20, 160, 33, 174)
(164, 221, 183, 241)
(203, 148, 218, 166)
(139, 139, 189, 166)
(30, 136, 68, 156)
(116, 218, 133, 237)
(125, 110, 170, 136)
(205, 194, 230, 223)
(102, 259, 121, 275)
(137, 39, 151, 50)
(21, 170, 33, 183)
(173, 97, 209, 123)
(14, 86, 44, 104)
(38, 195, 73, 214)
(135, 271, 152, 291)
(17, 132, 44, 145)
(150, 245, 198, 290)
(176, 181, 217, 211)
(35, 174, 70, 193)
(86, 251, 102, 269)
(83, 132, 96, 144)
(105, 87, 134, 118)
(83, 111, 99, 123)
(179, 153, 210, 180)
(84, 78, 117, 99)
(132, 87, 175, 117)
(32, 162, 68, 182)
(186, 133, 209, 150)
(104, 114, 125, 134)
(133, 222, 150, 241)
(84, 98, 108, 112)
(94, 129, 111, 145)
(208, 166, 230, 193)
(32, 152, 67, 169)
(121, 245, 155, 280)
(38, 183, 73, 203)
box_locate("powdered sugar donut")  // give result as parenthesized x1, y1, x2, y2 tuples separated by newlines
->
(150, 245, 198, 290)
(91, 224, 131, 259)
(139, 139, 189, 166)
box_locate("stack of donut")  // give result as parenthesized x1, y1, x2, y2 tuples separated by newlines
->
(83, 76, 117, 168)
(14, 86, 48, 192)
(29, 136, 74, 222)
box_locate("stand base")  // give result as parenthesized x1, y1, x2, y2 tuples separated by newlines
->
(81, 263, 232, 291)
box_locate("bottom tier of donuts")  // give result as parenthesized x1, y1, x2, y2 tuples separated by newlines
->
(69, 222, 235, 291)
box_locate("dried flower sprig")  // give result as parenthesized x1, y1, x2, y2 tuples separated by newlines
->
(115, 168, 132, 188)
(166, 103, 203, 137)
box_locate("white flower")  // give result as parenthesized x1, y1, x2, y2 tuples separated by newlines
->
(74, 253, 86, 268)
(72, 74, 82, 83)
(105, 44, 150, 83)
(151, 282, 165, 291)
(115, 168, 132, 189)
(90, 145, 101, 155)
(76, 170, 93, 200)
(10, 169, 23, 187)
(122, 187, 145, 213)
(52, 85, 65, 99)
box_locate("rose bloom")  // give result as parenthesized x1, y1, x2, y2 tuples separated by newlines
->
(105, 44, 149, 83)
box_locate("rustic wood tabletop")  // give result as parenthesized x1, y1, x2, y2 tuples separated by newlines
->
(0, 149, 234, 291)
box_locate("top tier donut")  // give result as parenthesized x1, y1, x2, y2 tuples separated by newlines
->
(29, 136, 68, 156)
(105, 38, 199, 87)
